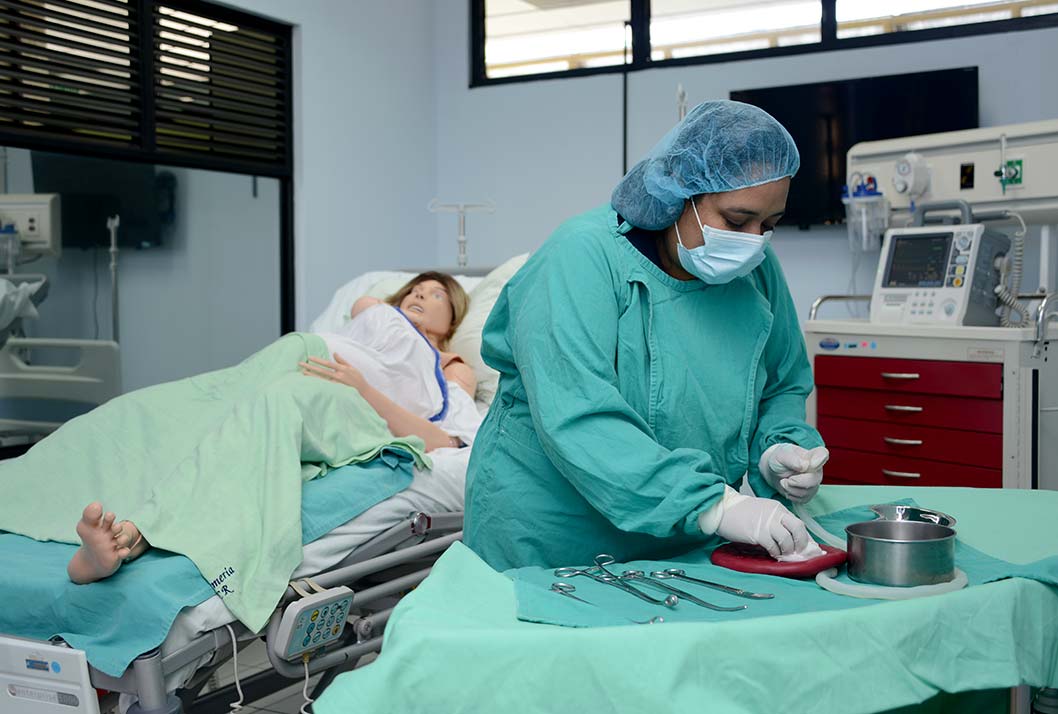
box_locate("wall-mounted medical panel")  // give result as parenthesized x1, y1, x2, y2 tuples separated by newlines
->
(848, 120, 1058, 225)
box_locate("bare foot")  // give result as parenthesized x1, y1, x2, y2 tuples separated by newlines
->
(67, 502, 137, 584)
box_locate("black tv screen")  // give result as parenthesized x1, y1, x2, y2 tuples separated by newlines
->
(30, 152, 176, 249)
(731, 67, 979, 228)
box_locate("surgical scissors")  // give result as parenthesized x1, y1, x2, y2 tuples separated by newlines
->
(650, 568, 774, 600)
(555, 554, 679, 608)
(550, 582, 664, 624)
(621, 571, 747, 612)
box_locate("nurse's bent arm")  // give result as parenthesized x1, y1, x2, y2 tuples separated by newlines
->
(502, 231, 727, 539)
(745, 246, 825, 498)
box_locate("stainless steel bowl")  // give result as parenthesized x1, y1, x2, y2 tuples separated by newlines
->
(845, 520, 956, 587)
(868, 504, 957, 528)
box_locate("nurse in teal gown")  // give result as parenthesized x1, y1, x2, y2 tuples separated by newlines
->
(465, 101, 831, 570)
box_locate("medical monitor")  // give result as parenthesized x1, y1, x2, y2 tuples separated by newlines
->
(870, 224, 1009, 326)
(30, 151, 175, 249)
(731, 67, 979, 228)
(884, 233, 952, 288)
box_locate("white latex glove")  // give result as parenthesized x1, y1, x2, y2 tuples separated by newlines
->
(714, 493, 811, 558)
(759, 443, 830, 504)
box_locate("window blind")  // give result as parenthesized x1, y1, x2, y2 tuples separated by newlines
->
(153, 3, 288, 172)
(0, 0, 290, 175)
(0, 0, 140, 148)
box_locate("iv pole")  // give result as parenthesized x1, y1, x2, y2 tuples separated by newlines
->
(427, 199, 495, 268)
(106, 214, 120, 343)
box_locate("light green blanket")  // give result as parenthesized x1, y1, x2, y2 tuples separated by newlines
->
(315, 486, 1058, 714)
(0, 333, 427, 632)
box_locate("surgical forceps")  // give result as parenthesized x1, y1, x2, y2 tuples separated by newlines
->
(554, 554, 679, 608)
(650, 568, 774, 600)
(550, 582, 591, 604)
(621, 571, 747, 612)
(550, 582, 665, 624)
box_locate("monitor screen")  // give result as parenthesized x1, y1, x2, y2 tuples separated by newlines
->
(885, 234, 953, 288)
(731, 67, 979, 228)
(30, 151, 175, 249)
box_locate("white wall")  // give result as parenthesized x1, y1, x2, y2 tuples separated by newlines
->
(431, 4, 623, 271)
(109, 168, 281, 391)
(4, 148, 281, 392)
(224, 0, 438, 329)
(431, 2, 1058, 318)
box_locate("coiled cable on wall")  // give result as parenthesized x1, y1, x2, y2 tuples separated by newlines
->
(995, 211, 1029, 327)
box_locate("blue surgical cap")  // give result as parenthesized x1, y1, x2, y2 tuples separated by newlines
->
(611, 100, 800, 230)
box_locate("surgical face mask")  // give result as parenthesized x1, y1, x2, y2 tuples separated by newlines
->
(673, 201, 772, 284)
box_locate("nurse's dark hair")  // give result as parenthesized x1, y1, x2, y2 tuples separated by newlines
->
(385, 272, 469, 349)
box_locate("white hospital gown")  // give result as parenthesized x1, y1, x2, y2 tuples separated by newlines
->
(317, 304, 482, 446)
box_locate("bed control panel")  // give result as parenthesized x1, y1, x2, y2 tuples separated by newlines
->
(274, 587, 354, 661)
(0, 635, 99, 713)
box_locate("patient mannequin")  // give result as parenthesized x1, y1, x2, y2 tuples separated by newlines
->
(68, 272, 478, 585)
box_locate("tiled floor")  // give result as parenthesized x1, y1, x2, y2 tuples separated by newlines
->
(200, 640, 320, 713)
(198, 640, 375, 713)
(238, 678, 320, 714)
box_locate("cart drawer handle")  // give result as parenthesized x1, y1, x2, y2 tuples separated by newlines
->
(881, 372, 921, 380)
(884, 437, 924, 446)
(882, 469, 921, 479)
(884, 404, 923, 413)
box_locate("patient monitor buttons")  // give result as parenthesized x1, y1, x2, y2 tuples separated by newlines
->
(907, 292, 938, 318)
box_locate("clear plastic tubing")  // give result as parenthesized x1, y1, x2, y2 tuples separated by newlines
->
(815, 567, 968, 600)
(791, 502, 845, 549)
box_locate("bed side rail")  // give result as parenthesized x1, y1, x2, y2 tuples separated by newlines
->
(0, 338, 121, 404)
(260, 512, 463, 680)
(328, 510, 463, 569)
(283, 529, 460, 605)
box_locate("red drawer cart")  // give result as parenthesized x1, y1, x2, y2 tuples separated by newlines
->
(802, 320, 1058, 491)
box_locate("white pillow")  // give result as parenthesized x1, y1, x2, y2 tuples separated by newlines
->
(309, 271, 408, 334)
(309, 272, 483, 334)
(448, 253, 530, 408)
(364, 276, 416, 301)
(309, 257, 529, 408)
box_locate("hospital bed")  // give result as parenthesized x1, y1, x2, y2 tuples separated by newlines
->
(312, 485, 1058, 714)
(0, 273, 121, 452)
(0, 255, 529, 714)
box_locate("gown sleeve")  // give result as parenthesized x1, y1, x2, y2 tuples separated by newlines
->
(491, 223, 728, 539)
(745, 244, 826, 499)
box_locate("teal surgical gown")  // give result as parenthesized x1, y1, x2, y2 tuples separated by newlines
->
(464, 205, 823, 570)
